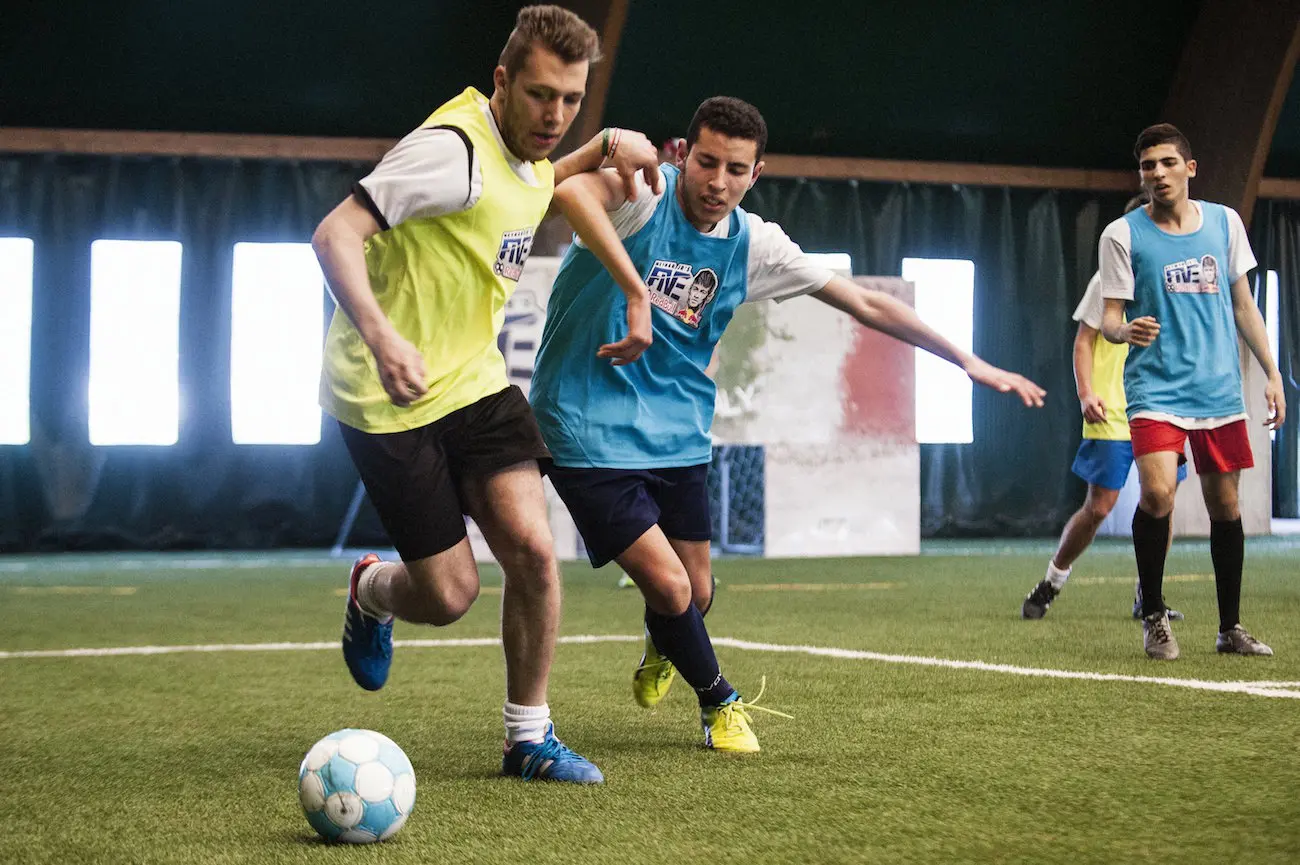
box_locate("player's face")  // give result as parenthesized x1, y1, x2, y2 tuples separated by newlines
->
(1138, 143, 1197, 207)
(688, 281, 709, 307)
(493, 46, 588, 162)
(676, 126, 763, 231)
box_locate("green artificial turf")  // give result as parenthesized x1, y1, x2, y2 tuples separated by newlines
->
(1, 541, 1297, 864)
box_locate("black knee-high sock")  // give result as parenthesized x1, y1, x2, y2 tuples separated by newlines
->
(645, 575, 715, 652)
(644, 605, 735, 706)
(1210, 517, 1244, 633)
(1132, 507, 1171, 618)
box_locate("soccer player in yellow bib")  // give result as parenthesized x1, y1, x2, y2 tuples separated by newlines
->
(311, 6, 661, 785)
(1021, 195, 1187, 621)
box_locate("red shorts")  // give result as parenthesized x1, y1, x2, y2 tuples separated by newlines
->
(1129, 418, 1254, 474)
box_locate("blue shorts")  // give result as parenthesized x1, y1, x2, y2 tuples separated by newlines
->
(1071, 439, 1187, 491)
(544, 462, 711, 567)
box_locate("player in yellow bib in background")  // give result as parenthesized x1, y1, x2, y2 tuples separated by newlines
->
(1022, 195, 1186, 621)
(311, 5, 662, 784)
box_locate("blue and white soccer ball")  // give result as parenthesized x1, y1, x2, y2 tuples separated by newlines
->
(297, 729, 416, 843)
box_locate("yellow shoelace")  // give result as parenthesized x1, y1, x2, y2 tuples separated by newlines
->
(717, 676, 795, 727)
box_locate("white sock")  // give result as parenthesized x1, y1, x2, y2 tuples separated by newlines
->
(503, 702, 551, 745)
(1046, 561, 1071, 590)
(356, 560, 398, 621)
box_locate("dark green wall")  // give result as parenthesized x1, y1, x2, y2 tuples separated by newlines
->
(4, 0, 1296, 175)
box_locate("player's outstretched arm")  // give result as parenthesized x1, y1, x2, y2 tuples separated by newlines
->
(312, 197, 428, 406)
(552, 128, 663, 201)
(810, 276, 1045, 407)
(1231, 274, 1287, 429)
(1073, 322, 1106, 423)
(552, 171, 652, 365)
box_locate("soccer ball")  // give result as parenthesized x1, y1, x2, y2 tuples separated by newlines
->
(297, 729, 416, 843)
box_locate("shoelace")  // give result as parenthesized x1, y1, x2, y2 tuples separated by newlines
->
(717, 676, 795, 731)
(635, 658, 675, 684)
(347, 607, 393, 658)
(1148, 616, 1171, 643)
(1030, 582, 1057, 603)
(515, 735, 582, 781)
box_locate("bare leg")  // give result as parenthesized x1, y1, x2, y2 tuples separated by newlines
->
(363, 542, 480, 625)
(668, 537, 714, 614)
(460, 461, 559, 707)
(1051, 484, 1121, 571)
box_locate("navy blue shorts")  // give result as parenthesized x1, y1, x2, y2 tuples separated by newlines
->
(1071, 439, 1187, 491)
(544, 462, 711, 567)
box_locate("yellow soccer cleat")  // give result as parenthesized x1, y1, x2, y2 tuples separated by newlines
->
(700, 677, 792, 754)
(632, 635, 677, 708)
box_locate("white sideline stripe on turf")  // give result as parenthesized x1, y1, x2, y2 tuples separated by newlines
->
(2, 634, 1296, 700)
(708, 638, 1300, 699)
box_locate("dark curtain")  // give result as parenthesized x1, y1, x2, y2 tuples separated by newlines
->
(744, 178, 1134, 536)
(1252, 200, 1300, 518)
(2, 154, 1287, 549)
(0, 154, 392, 551)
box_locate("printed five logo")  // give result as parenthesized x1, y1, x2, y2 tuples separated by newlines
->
(645, 260, 719, 329)
(494, 228, 535, 281)
(1162, 254, 1220, 294)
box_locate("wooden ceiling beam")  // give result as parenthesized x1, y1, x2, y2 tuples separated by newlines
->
(1159, 0, 1300, 225)
(4, 126, 1300, 199)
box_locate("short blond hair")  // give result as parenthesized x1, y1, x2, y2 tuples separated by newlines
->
(499, 5, 602, 77)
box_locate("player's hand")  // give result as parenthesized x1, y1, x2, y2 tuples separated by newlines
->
(1121, 316, 1160, 347)
(964, 357, 1046, 407)
(597, 295, 652, 366)
(606, 130, 663, 202)
(1265, 371, 1287, 430)
(372, 329, 428, 407)
(1080, 393, 1106, 424)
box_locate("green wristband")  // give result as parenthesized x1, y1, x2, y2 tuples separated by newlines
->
(601, 128, 611, 157)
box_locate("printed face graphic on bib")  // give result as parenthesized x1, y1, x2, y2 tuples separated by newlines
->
(645, 261, 719, 328)
(1162, 254, 1221, 295)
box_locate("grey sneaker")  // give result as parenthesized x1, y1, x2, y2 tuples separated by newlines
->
(1133, 581, 1184, 621)
(1142, 610, 1180, 660)
(1021, 579, 1059, 619)
(1216, 625, 1273, 656)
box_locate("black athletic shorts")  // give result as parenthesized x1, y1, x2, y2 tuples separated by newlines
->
(339, 385, 550, 561)
(544, 462, 711, 568)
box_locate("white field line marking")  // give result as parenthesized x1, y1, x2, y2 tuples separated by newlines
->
(1, 634, 1296, 700)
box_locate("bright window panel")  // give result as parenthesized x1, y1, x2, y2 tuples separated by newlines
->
(804, 252, 853, 277)
(1264, 270, 1280, 441)
(0, 238, 34, 445)
(902, 257, 974, 444)
(230, 243, 324, 444)
(89, 240, 182, 445)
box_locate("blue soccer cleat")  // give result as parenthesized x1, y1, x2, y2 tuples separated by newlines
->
(501, 724, 604, 784)
(342, 553, 394, 691)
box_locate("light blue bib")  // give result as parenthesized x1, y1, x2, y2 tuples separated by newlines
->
(531, 165, 752, 467)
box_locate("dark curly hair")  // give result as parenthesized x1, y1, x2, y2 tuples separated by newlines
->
(686, 97, 768, 161)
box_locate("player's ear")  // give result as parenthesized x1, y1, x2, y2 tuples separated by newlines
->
(1185, 158, 1197, 178)
(492, 65, 508, 96)
(674, 138, 687, 168)
(749, 161, 765, 189)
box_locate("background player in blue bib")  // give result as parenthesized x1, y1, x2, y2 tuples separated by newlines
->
(532, 97, 1046, 752)
(1099, 124, 1285, 660)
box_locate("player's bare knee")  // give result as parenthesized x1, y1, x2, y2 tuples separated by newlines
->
(1205, 497, 1240, 522)
(1081, 499, 1112, 526)
(641, 571, 693, 616)
(408, 573, 479, 625)
(1138, 488, 1175, 518)
(498, 537, 560, 595)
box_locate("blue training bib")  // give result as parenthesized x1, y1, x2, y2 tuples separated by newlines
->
(531, 165, 752, 468)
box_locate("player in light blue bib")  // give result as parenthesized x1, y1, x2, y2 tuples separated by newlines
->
(533, 97, 1046, 753)
(1099, 123, 1284, 660)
